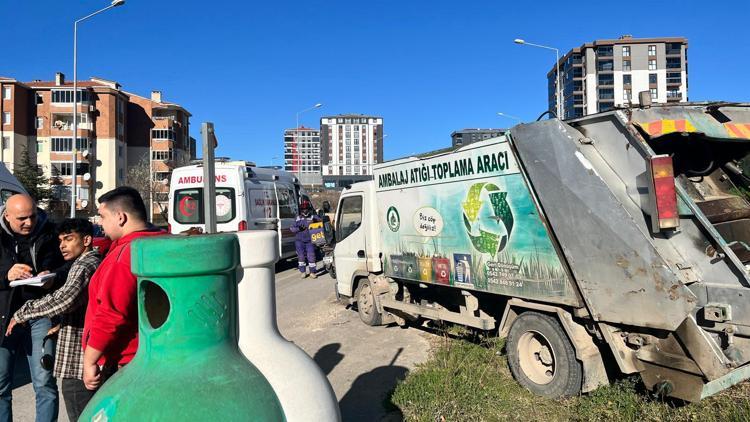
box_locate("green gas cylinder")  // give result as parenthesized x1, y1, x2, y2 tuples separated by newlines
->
(79, 234, 285, 421)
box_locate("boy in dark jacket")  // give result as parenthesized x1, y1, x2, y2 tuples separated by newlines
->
(290, 201, 321, 278)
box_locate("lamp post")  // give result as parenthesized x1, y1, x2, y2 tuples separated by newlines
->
(514, 38, 563, 120)
(496, 112, 522, 122)
(71, 0, 125, 217)
(294, 103, 322, 183)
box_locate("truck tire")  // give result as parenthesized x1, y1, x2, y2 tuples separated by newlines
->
(356, 280, 382, 326)
(506, 311, 582, 398)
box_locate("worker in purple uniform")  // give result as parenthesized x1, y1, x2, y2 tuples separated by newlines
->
(290, 201, 321, 279)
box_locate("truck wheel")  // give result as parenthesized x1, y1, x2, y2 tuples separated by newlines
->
(506, 311, 582, 398)
(356, 280, 382, 326)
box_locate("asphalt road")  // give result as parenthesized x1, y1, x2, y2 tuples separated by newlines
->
(11, 262, 432, 421)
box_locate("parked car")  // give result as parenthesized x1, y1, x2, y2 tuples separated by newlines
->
(92, 224, 111, 256)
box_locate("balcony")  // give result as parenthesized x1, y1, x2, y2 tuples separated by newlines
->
(667, 92, 683, 100)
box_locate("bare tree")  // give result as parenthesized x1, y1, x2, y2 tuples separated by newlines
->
(127, 153, 192, 224)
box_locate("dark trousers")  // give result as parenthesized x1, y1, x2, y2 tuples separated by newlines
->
(295, 240, 317, 273)
(61, 378, 95, 422)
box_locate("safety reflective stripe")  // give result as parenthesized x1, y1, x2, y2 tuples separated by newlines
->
(640, 119, 696, 137)
(724, 123, 750, 139)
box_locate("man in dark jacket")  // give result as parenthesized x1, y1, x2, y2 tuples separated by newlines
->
(0, 194, 64, 422)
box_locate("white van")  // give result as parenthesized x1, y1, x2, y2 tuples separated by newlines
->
(168, 160, 308, 259)
(0, 163, 27, 203)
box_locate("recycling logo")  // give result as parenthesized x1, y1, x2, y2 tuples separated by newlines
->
(386, 206, 401, 232)
(461, 183, 514, 256)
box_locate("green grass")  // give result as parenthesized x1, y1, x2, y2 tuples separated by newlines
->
(389, 328, 750, 421)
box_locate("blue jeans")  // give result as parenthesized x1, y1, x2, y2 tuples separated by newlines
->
(0, 317, 59, 422)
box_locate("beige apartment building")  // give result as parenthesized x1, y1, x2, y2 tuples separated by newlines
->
(0, 73, 193, 219)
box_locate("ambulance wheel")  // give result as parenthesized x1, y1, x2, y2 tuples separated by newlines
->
(356, 280, 382, 326)
(506, 311, 582, 398)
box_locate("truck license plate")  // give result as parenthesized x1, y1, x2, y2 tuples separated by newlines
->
(323, 256, 333, 265)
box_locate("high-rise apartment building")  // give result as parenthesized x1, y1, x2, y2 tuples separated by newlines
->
(320, 114, 383, 188)
(549, 36, 688, 119)
(283, 126, 321, 186)
(451, 128, 506, 148)
(0, 72, 192, 219)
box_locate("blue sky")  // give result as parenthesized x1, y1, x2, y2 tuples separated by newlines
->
(1, 1, 748, 163)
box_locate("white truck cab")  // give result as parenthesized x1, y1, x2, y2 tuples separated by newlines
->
(333, 181, 381, 298)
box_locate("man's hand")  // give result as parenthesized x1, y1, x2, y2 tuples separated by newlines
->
(5, 318, 18, 337)
(7, 264, 33, 281)
(83, 363, 101, 390)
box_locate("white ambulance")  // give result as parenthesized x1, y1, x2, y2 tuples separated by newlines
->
(168, 160, 309, 259)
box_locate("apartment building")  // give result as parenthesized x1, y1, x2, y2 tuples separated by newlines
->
(0, 72, 192, 219)
(320, 114, 383, 188)
(549, 36, 688, 119)
(283, 126, 322, 186)
(451, 128, 506, 148)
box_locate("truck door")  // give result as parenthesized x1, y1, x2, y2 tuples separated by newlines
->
(334, 193, 367, 297)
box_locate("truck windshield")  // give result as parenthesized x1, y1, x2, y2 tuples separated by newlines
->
(174, 188, 236, 224)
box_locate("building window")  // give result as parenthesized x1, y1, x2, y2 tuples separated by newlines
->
(51, 138, 71, 152)
(37, 140, 43, 153)
(2, 112, 9, 125)
(51, 162, 88, 177)
(51, 89, 92, 103)
(648, 45, 656, 56)
(666, 72, 682, 85)
(623, 74, 632, 85)
(623, 89, 632, 102)
(50, 137, 88, 152)
(650, 88, 658, 99)
(151, 129, 175, 140)
(36, 117, 44, 129)
(666, 57, 681, 69)
(118, 146, 123, 157)
(667, 89, 681, 99)
(622, 46, 630, 57)
(596, 46, 613, 56)
(2, 87, 10, 100)
(1, 137, 8, 149)
(648, 59, 657, 70)
(152, 150, 173, 161)
(598, 88, 614, 100)
(598, 74, 614, 86)
(597, 60, 614, 72)
(36, 93, 43, 104)
(622, 60, 631, 71)
(649, 74, 658, 84)
(119, 168, 124, 180)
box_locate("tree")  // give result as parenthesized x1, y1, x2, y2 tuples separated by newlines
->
(13, 146, 52, 202)
(127, 153, 191, 224)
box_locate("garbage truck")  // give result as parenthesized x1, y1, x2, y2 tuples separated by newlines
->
(332, 102, 750, 401)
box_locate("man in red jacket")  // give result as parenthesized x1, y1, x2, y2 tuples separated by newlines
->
(82, 187, 164, 390)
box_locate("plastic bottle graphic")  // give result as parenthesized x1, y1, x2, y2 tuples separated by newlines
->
(79, 234, 285, 421)
(461, 257, 472, 285)
(456, 259, 465, 283)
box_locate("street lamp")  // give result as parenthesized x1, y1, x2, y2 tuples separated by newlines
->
(514, 38, 563, 120)
(294, 103, 322, 182)
(496, 112, 522, 122)
(71, 0, 126, 217)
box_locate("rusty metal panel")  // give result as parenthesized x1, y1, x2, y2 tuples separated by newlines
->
(630, 104, 750, 141)
(510, 120, 696, 330)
